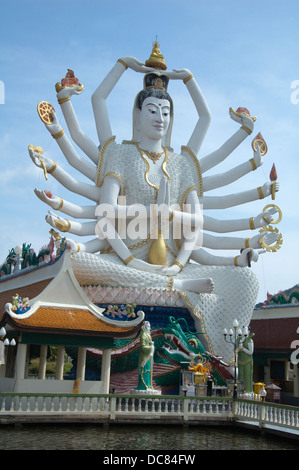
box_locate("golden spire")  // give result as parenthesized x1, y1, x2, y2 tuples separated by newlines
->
(145, 41, 167, 70)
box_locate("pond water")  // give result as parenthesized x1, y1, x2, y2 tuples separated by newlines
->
(0, 424, 298, 451)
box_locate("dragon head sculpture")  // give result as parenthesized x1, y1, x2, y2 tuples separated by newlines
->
(160, 316, 206, 366)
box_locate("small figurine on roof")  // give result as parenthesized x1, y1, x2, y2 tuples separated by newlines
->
(11, 294, 30, 314)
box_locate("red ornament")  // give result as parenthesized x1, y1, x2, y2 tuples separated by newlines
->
(61, 69, 80, 87)
(270, 163, 277, 181)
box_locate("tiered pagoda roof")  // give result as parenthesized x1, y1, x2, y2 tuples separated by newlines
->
(0, 247, 144, 345)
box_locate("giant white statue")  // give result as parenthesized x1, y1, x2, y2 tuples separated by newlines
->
(29, 43, 281, 363)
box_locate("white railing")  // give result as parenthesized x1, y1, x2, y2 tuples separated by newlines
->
(110, 395, 233, 421)
(0, 393, 299, 433)
(0, 393, 233, 422)
(235, 399, 299, 430)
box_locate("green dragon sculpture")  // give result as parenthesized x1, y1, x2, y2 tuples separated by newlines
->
(67, 316, 231, 392)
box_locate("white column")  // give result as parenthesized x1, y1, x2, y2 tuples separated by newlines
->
(76, 347, 86, 381)
(38, 344, 48, 380)
(15, 343, 27, 380)
(293, 364, 299, 397)
(101, 348, 112, 394)
(55, 346, 65, 380)
(24, 345, 30, 379)
(264, 364, 270, 385)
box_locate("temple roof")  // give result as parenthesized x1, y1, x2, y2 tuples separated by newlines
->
(255, 284, 299, 308)
(1, 248, 144, 340)
(2, 306, 141, 338)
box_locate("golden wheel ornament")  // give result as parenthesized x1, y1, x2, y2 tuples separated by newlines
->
(263, 204, 282, 225)
(251, 133, 268, 156)
(37, 101, 55, 125)
(259, 225, 283, 252)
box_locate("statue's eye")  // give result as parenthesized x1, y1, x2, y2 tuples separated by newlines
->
(188, 338, 198, 349)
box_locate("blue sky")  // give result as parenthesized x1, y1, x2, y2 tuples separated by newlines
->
(0, 0, 298, 303)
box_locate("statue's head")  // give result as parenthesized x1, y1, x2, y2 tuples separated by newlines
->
(132, 73, 174, 148)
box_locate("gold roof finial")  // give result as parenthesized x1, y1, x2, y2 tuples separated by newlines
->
(145, 40, 167, 70)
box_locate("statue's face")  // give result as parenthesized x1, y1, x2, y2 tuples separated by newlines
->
(138, 97, 171, 141)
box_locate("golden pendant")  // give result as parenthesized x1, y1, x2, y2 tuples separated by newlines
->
(148, 229, 167, 266)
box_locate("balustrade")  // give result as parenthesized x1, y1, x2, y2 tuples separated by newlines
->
(0, 393, 298, 434)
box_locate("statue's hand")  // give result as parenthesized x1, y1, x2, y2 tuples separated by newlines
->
(34, 189, 61, 210)
(253, 146, 263, 168)
(162, 264, 181, 275)
(45, 109, 62, 135)
(127, 257, 164, 272)
(238, 248, 260, 267)
(261, 181, 280, 197)
(56, 84, 83, 100)
(254, 206, 278, 227)
(120, 56, 152, 73)
(250, 231, 278, 249)
(229, 109, 254, 133)
(156, 176, 172, 222)
(65, 238, 78, 253)
(29, 148, 54, 171)
(45, 211, 69, 232)
(165, 68, 192, 80)
(157, 176, 170, 207)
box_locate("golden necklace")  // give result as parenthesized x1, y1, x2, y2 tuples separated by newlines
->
(138, 145, 165, 164)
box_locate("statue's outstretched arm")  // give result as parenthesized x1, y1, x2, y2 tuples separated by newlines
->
(29, 148, 101, 202)
(203, 206, 279, 233)
(66, 237, 108, 254)
(46, 211, 96, 236)
(202, 147, 262, 192)
(34, 189, 96, 219)
(56, 85, 100, 164)
(202, 230, 278, 251)
(191, 246, 264, 267)
(201, 181, 279, 210)
(43, 110, 97, 181)
(184, 73, 211, 155)
(91, 57, 153, 145)
(165, 69, 211, 155)
(198, 109, 255, 173)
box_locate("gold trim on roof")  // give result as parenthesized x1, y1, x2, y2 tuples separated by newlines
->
(10, 306, 137, 334)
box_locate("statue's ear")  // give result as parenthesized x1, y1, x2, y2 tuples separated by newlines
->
(135, 108, 141, 131)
